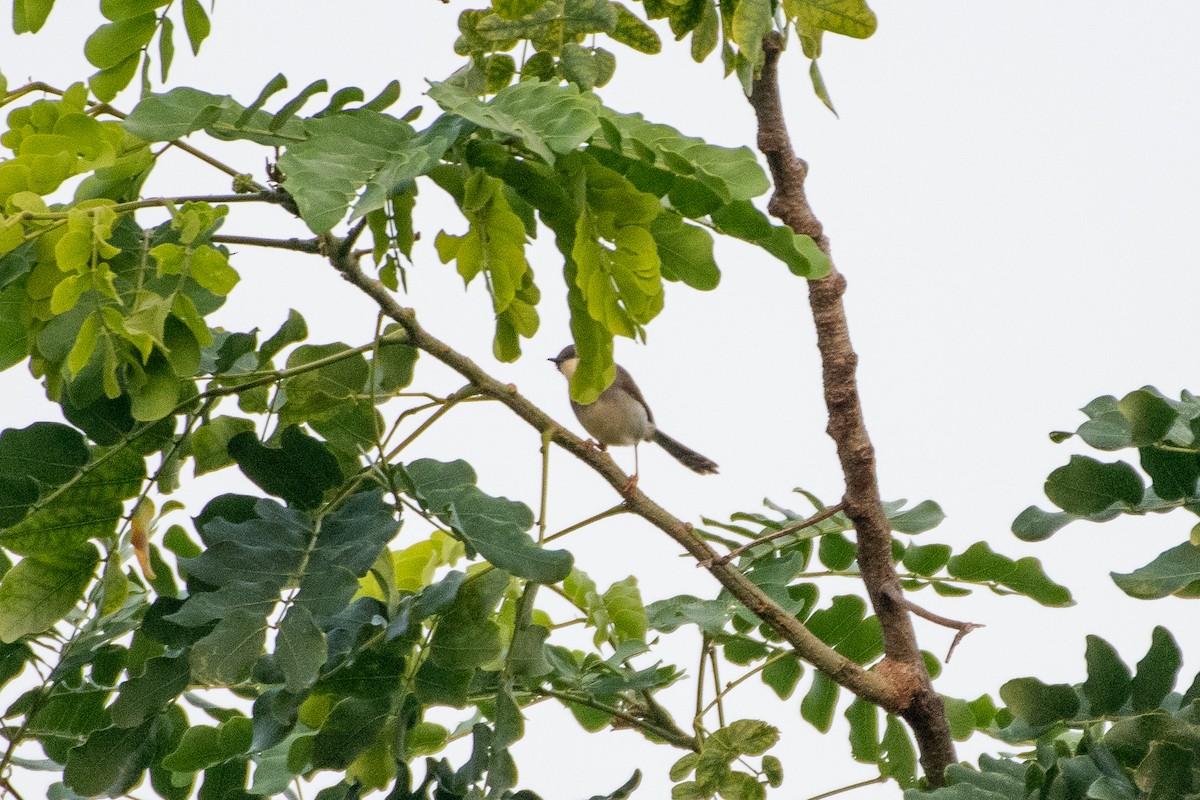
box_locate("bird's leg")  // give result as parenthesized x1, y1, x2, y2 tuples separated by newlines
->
(622, 442, 640, 495)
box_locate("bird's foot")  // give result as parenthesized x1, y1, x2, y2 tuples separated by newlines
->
(621, 473, 640, 496)
(584, 438, 608, 452)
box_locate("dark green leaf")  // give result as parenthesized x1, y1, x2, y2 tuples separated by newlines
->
(108, 653, 190, 727)
(406, 458, 572, 583)
(64, 718, 159, 796)
(946, 542, 1073, 607)
(1045, 456, 1143, 515)
(800, 670, 838, 732)
(228, 426, 343, 509)
(1130, 627, 1181, 712)
(1139, 446, 1200, 502)
(999, 678, 1079, 726)
(760, 654, 802, 700)
(844, 697, 880, 762)
(313, 697, 389, 770)
(1118, 389, 1177, 446)
(880, 715, 916, 787)
(1082, 636, 1131, 717)
(276, 605, 327, 694)
(1011, 505, 1075, 542)
(901, 543, 951, 576)
(1112, 543, 1200, 600)
(0, 422, 88, 486)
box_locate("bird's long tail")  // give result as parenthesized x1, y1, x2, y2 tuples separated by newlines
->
(652, 430, 719, 474)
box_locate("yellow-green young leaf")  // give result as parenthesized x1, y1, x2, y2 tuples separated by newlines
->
(13, 0, 56, 34)
(85, 14, 156, 69)
(789, 0, 877, 39)
(731, 0, 771, 90)
(65, 313, 101, 375)
(691, 1, 719, 62)
(602, 577, 647, 642)
(188, 246, 239, 295)
(55, 229, 92, 272)
(100, 0, 169, 20)
(149, 242, 184, 275)
(392, 539, 443, 592)
(493, 0, 550, 20)
(49, 273, 90, 314)
(809, 59, 838, 116)
(181, 0, 210, 54)
(89, 53, 141, 103)
(611, 4, 661, 53)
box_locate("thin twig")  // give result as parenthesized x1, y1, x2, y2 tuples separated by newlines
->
(703, 503, 846, 567)
(903, 600, 984, 662)
(804, 776, 888, 800)
(211, 234, 322, 253)
(543, 504, 630, 545)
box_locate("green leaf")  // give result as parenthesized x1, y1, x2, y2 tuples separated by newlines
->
(0, 544, 98, 642)
(717, 771, 764, 800)
(0, 422, 88, 486)
(276, 605, 327, 693)
(610, 4, 661, 53)
(189, 610, 266, 684)
(845, 697, 880, 762)
(649, 213, 719, 290)
(13, 0, 55, 33)
(999, 677, 1079, 726)
(946, 542, 1073, 607)
(188, 245, 238, 295)
(1082, 635, 1131, 717)
(800, 670, 838, 732)
(406, 458, 573, 583)
(603, 576, 647, 643)
(1118, 389, 1177, 446)
(1130, 626, 1181, 712)
(889, 500, 945, 534)
(1045, 455, 1144, 515)
(710, 201, 831, 278)
(787, 0, 877, 39)
(181, 0, 210, 54)
(1111, 542, 1200, 600)
(1011, 505, 1075, 542)
(64, 718, 159, 796)
(731, 0, 771, 93)
(429, 79, 602, 165)
(880, 715, 916, 787)
(228, 426, 343, 509)
(85, 13, 156, 69)
(0, 446, 143, 558)
(191, 415, 255, 475)
(108, 653, 190, 727)
(808, 59, 838, 116)
(1139, 447, 1200, 502)
(901, 543, 951, 576)
(760, 654, 802, 700)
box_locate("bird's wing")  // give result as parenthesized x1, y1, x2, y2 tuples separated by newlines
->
(613, 364, 654, 423)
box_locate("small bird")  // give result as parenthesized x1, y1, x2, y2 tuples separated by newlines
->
(549, 344, 718, 492)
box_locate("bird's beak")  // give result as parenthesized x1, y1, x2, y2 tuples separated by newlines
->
(547, 357, 558, 364)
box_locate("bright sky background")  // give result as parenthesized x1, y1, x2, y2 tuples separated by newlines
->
(4, 2, 1200, 798)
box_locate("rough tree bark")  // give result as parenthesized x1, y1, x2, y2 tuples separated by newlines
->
(747, 32, 956, 785)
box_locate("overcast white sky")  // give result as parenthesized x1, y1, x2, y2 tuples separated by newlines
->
(4, 2, 1200, 798)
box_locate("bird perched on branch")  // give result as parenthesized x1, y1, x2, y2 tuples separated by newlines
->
(549, 344, 718, 493)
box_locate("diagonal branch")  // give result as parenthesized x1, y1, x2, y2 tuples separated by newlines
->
(325, 247, 904, 714)
(747, 32, 954, 785)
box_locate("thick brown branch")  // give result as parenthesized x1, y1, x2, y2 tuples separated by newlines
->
(748, 32, 954, 785)
(327, 250, 902, 713)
